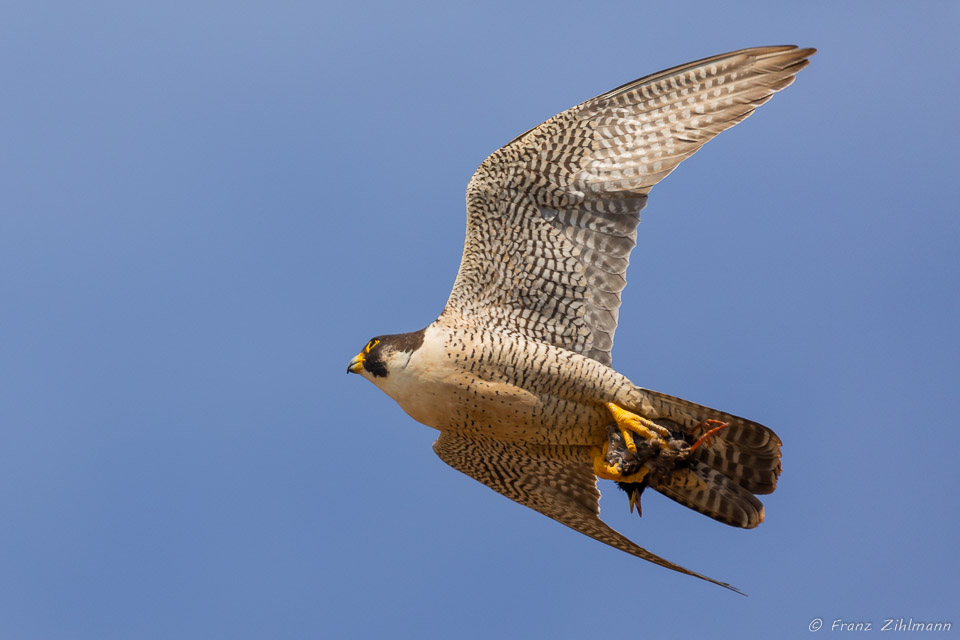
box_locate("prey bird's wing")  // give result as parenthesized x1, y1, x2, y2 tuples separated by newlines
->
(433, 432, 743, 593)
(441, 46, 814, 365)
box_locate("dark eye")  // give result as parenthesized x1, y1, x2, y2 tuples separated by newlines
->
(365, 339, 380, 353)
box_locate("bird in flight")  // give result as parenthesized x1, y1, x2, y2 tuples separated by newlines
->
(348, 46, 815, 593)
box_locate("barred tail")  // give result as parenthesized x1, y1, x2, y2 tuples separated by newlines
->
(624, 388, 782, 529)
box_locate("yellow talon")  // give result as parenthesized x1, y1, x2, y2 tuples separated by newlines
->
(603, 402, 671, 452)
(592, 443, 620, 481)
(591, 444, 652, 484)
(592, 402, 674, 483)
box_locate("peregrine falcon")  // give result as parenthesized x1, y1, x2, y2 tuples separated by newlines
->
(347, 46, 814, 592)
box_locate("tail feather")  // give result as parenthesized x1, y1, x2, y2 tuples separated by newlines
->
(623, 388, 782, 527)
(651, 462, 766, 529)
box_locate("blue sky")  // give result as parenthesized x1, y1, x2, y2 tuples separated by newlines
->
(2, 1, 958, 638)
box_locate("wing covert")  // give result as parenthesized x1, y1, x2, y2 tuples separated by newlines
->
(433, 432, 742, 592)
(441, 46, 815, 365)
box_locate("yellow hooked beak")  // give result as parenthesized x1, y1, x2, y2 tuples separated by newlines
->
(347, 352, 364, 374)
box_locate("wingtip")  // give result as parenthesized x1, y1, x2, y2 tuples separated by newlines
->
(701, 570, 748, 596)
(757, 44, 817, 55)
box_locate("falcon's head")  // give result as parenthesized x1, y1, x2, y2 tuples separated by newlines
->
(346, 329, 426, 380)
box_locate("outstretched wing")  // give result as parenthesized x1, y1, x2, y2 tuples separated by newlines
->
(433, 432, 743, 593)
(441, 46, 815, 365)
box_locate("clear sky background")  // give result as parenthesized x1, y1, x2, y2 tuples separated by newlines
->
(2, 1, 958, 638)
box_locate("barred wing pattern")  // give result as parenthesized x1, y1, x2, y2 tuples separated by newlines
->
(433, 432, 742, 593)
(441, 46, 814, 365)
